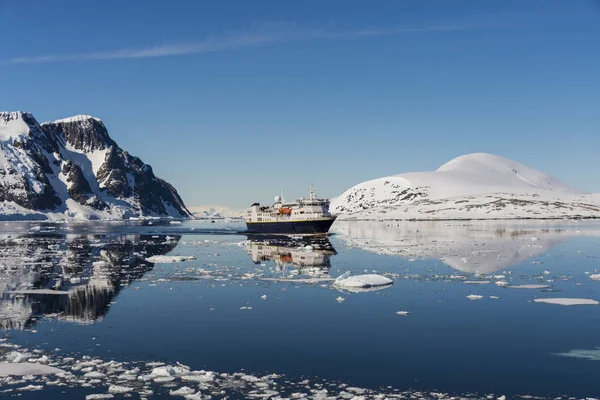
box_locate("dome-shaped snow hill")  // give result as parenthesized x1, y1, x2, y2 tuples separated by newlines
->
(331, 153, 600, 220)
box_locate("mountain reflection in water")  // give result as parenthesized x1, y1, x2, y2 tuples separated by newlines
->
(0, 234, 180, 330)
(332, 221, 600, 273)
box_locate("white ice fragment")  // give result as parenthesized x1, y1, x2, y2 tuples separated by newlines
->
(83, 371, 107, 379)
(170, 386, 196, 396)
(396, 311, 409, 316)
(146, 255, 196, 263)
(534, 298, 599, 306)
(261, 295, 267, 300)
(336, 296, 345, 303)
(508, 284, 551, 289)
(108, 385, 134, 393)
(333, 272, 392, 289)
(495, 281, 509, 287)
(590, 274, 600, 281)
(16, 385, 44, 391)
(0, 362, 65, 376)
(86, 395, 114, 400)
(466, 294, 483, 300)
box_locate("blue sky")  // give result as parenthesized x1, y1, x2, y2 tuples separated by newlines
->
(1, 0, 599, 207)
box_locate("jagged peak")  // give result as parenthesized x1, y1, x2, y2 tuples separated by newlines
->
(0, 111, 41, 142)
(0, 111, 36, 120)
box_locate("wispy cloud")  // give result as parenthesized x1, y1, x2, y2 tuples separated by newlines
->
(1, 23, 463, 66)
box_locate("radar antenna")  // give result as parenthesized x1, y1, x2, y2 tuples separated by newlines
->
(309, 184, 316, 200)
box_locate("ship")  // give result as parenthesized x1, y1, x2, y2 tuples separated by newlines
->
(243, 185, 336, 234)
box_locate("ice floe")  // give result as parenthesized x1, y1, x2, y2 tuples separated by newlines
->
(466, 294, 483, 300)
(145, 255, 197, 263)
(533, 298, 599, 306)
(333, 272, 393, 289)
(0, 362, 65, 376)
(508, 284, 551, 289)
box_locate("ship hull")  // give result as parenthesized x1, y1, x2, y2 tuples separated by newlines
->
(245, 218, 336, 235)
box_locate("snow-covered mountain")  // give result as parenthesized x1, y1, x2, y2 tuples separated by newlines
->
(331, 153, 600, 220)
(0, 111, 192, 220)
(187, 205, 244, 219)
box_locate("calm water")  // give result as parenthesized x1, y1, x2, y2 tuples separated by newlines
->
(1, 219, 600, 399)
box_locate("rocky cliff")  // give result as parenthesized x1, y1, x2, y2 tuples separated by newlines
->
(0, 111, 191, 220)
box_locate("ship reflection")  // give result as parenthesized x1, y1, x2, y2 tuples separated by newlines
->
(0, 234, 180, 330)
(245, 236, 337, 278)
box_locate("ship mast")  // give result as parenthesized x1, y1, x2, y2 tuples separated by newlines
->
(309, 184, 316, 200)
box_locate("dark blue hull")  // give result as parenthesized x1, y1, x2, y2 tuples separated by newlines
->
(245, 218, 336, 235)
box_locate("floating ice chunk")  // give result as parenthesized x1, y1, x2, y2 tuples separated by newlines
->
(146, 255, 197, 263)
(16, 385, 43, 391)
(70, 277, 81, 284)
(86, 395, 114, 400)
(495, 281, 509, 287)
(240, 306, 252, 310)
(170, 386, 196, 396)
(108, 385, 134, 393)
(556, 347, 600, 361)
(5, 351, 32, 363)
(508, 284, 551, 289)
(0, 362, 65, 376)
(336, 296, 345, 303)
(464, 281, 490, 285)
(181, 371, 215, 383)
(466, 294, 483, 300)
(152, 365, 190, 377)
(170, 221, 182, 225)
(260, 295, 267, 300)
(534, 298, 599, 306)
(489, 296, 500, 299)
(333, 272, 392, 289)
(590, 274, 600, 281)
(83, 371, 106, 379)
(396, 311, 409, 316)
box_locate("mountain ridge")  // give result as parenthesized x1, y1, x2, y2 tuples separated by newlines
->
(0, 111, 191, 220)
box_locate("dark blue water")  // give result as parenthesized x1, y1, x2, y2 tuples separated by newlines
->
(2, 220, 600, 398)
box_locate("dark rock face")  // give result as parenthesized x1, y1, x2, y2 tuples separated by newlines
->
(0, 112, 63, 211)
(0, 111, 191, 219)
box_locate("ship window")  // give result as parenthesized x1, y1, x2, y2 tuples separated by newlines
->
(299, 211, 304, 214)
(258, 218, 262, 222)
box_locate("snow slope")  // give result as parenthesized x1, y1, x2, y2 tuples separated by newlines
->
(331, 153, 600, 220)
(187, 205, 244, 219)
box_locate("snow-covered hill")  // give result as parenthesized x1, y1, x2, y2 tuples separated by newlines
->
(0, 111, 192, 220)
(187, 205, 244, 219)
(331, 153, 600, 220)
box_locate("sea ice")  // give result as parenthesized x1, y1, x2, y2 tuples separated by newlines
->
(333, 272, 393, 289)
(508, 284, 551, 289)
(0, 362, 65, 376)
(146, 255, 197, 263)
(590, 274, 600, 281)
(534, 298, 599, 306)
(466, 294, 483, 300)
(170, 386, 196, 396)
(396, 311, 409, 316)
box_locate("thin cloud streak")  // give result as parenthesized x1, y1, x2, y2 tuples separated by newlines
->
(2, 24, 463, 65)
